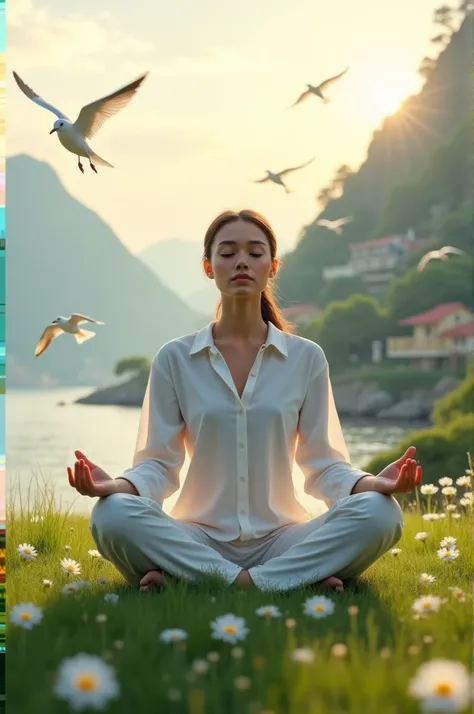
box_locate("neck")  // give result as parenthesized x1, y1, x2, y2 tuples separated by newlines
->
(214, 296, 268, 341)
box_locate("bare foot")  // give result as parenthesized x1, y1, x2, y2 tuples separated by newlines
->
(139, 570, 166, 592)
(233, 569, 254, 587)
(318, 575, 344, 592)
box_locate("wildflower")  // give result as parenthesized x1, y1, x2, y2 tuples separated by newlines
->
(421, 485, 439, 495)
(455, 476, 471, 487)
(113, 640, 124, 650)
(348, 605, 359, 616)
(422, 513, 440, 521)
(452, 513, 461, 519)
(17, 543, 38, 560)
(303, 595, 335, 619)
(408, 659, 470, 712)
(53, 653, 119, 711)
(390, 548, 402, 556)
(448, 587, 466, 602)
(415, 532, 430, 542)
(437, 547, 460, 562)
(62, 582, 82, 595)
(104, 593, 119, 605)
(60, 558, 81, 576)
(42, 579, 53, 588)
(285, 618, 297, 629)
(441, 486, 457, 497)
(463, 491, 473, 501)
(88, 549, 102, 559)
(95, 614, 107, 624)
(255, 605, 281, 618)
(379, 647, 391, 659)
(459, 498, 471, 507)
(290, 648, 315, 663)
(408, 645, 420, 655)
(64, 545, 71, 551)
(419, 573, 436, 585)
(210, 614, 249, 644)
(234, 676, 251, 690)
(438, 513, 446, 519)
(192, 660, 209, 675)
(423, 635, 434, 644)
(412, 596, 442, 614)
(445, 504, 457, 512)
(438, 478, 453, 487)
(159, 629, 188, 644)
(206, 652, 220, 663)
(230, 647, 245, 659)
(10, 603, 43, 630)
(331, 643, 348, 657)
(439, 536, 457, 548)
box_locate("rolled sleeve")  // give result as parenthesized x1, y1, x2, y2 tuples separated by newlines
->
(120, 357, 185, 504)
(295, 358, 370, 507)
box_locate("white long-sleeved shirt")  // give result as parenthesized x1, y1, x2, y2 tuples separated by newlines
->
(121, 321, 370, 542)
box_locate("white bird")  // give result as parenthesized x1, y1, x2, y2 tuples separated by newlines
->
(253, 157, 315, 193)
(12, 70, 148, 173)
(316, 216, 353, 234)
(289, 67, 349, 108)
(417, 246, 467, 272)
(34, 314, 105, 357)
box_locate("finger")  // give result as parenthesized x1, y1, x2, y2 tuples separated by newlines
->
(74, 461, 85, 495)
(75, 450, 96, 470)
(83, 463, 96, 495)
(396, 446, 416, 466)
(415, 464, 423, 486)
(78, 459, 88, 494)
(67, 466, 75, 488)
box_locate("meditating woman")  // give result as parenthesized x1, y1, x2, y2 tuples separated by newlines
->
(67, 209, 422, 593)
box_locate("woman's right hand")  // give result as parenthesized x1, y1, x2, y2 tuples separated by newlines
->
(67, 450, 116, 498)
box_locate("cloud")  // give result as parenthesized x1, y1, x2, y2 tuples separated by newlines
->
(150, 46, 275, 78)
(8, 0, 153, 71)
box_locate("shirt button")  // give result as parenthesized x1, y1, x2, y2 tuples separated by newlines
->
(239, 441, 245, 448)
(250, 372, 256, 377)
(240, 509, 245, 515)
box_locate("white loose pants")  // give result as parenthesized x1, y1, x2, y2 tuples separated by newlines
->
(90, 491, 403, 592)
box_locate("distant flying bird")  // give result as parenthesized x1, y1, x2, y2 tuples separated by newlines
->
(289, 67, 349, 108)
(253, 157, 315, 193)
(417, 246, 467, 272)
(316, 216, 353, 234)
(34, 314, 105, 357)
(12, 70, 148, 173)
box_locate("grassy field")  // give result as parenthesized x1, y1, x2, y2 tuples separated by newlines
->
(7, 478, 473, 713)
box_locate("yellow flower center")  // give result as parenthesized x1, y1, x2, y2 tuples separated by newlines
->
(24, 549, 32, 554)
(170, 633, 179, 640)
(20, 612, 32, 621)
(75, 674, 98, 692)
(223, 625, 237, 634)
(314, 605, 325, 612)
(67, 566, 75, 573)
(422, 602, 432, 609)
(434, 682, 453, 697)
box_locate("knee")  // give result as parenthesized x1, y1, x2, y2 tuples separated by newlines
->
(351, 491, 403, 540)
(90, 493, 141, 541)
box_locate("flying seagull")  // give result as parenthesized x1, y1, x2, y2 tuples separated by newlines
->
(316, 216, 353, 234)
(417, 246, 467, 272)
(12, 70, 148, 173)
(289, 67, 349, 108)
(253, 157, 315, 193)
(34, 314, 105, 357)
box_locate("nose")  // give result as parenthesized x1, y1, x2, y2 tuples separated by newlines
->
(235, 253, 249, 269)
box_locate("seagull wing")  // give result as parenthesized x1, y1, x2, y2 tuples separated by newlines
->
(334, 216, 353, 228)
(69, 313, 105, 326)
(417, 252, 437, 271)
(34, 325, 63, 357)
(73, 73, 148, 139)
(279, 157, 315, 177)
(12, 71, 70, 120)
(253, 176, 271, 183)
(318, 67, 349, 92)
(440, 246, 467, 256)
(316, 219, 333, 228)
(289, 89, 312, 108)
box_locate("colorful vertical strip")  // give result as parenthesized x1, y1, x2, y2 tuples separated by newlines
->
(0, 2, 5, 709)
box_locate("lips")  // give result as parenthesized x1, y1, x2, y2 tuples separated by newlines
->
(232, 275, 252, 281)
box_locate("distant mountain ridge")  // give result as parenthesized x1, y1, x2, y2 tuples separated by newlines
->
(7, 155, 208, 386)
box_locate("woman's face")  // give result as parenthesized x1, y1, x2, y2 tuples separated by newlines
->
(204, 220, 278, 297)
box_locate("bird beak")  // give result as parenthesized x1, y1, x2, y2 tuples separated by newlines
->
(49, 128, 57, 134)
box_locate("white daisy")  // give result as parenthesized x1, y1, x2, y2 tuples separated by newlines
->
(64, 545, 71, 551)
(452, 513, 462, 520)
(192, 660, 210, 675)
(438, 513, 446, 519)
(459, 498, 471, 507)
(88, 549, 102, 559)
(462, 491, 473, 501)
(390, 548, 402, 556)
(210, 614, 249, 644)
(414, 532, 430, 542)
(17, 543, 38, 560)
(419, 573, 436, 585)
(422, 513, 440, 521)
(303, 595, 335, 619)
(412, 596, 443, 614)
(42, 579, 53, 588)
(408, 659, 470, 712)
(62, 582, 82, 595)
(421, 485, 439, 495)
(60, 558, 81, 576)
(290, 648, 315, 664)
(438, 478, 453, 487)
(53, 653, 120, 711)
(456, 476, 471, 487)
(437, 547, 460, 562)
(445, 504, 457, 512)
(439, 536, 457, 548)
(448, 587, 466, 602)
(441, 486, 457, 497)
(255, 605, 282, 618)
(104, 593, 119, 605)
(159, 629, 188, 644)
(10, 602, 43, 630)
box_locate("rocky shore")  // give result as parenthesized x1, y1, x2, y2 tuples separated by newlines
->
(76, 374, 461, 422)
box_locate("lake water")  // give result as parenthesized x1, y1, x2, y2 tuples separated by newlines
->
(6, 388, 414, 518)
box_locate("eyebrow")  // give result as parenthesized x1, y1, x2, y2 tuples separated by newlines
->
(216, 240, 267, 247)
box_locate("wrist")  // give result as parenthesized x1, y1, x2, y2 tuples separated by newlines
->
(113, 477, 139, 496)
(351, 475, 377, 494)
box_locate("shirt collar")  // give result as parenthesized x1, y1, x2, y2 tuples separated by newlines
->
(189, 321, 288, 357)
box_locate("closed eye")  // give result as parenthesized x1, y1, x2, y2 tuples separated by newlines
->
(221, 253, 263, 258)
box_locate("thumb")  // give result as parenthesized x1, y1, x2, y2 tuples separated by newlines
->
(395, 446, 416, 465)
(74, 450, 97, 469)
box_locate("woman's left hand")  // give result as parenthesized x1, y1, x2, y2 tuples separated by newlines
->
(373, 446, 423, 495)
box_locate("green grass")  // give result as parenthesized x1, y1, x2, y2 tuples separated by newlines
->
(7, 477, 473, 714)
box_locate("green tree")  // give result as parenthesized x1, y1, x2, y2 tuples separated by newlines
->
(319, 276, 368, 308)
(114, 356, 151, 380)
(432, 373, 474, 426)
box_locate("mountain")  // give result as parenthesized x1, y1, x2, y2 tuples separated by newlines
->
(7, 155, 208, 387)
(276, 15, 471, 306)
(138, 238, 209, 300)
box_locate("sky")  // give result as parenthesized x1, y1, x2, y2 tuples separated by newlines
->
(7, 0, 450, 255)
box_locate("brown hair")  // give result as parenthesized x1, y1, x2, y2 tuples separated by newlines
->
(203, 209, 296, 334)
